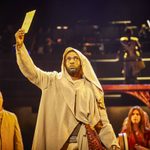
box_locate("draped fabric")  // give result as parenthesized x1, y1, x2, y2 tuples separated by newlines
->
(0, 110, 24, 150)
(16, 45, 119, 149)
(85, 124, 106, 150)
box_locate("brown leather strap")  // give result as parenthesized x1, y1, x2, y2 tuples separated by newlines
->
(68, 123, 82, 143)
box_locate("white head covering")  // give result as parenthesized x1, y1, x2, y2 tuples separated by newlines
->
(61, 47, 105, 108)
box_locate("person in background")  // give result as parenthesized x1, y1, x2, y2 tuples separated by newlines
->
(15, 28, 120, 150)
(120, 28, 145, 84)
(118, 106, 150, 150)
(0, 91, 24, 150)
(138, 24, 150, 40)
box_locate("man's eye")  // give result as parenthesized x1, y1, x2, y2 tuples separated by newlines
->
(66, 57, 71, 61)
(66, 56, 79, 61)
(74, 56, 79, 60)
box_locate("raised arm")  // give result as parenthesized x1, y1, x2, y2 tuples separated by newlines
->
(15, 29, 38, 82)
(15, 29, 58, 89)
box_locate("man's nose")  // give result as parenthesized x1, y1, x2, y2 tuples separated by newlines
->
(70, 59, 75, 63)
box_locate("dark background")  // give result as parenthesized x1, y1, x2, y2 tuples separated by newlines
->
(0, 0, 150, 149)
(0, 0, 150, 27)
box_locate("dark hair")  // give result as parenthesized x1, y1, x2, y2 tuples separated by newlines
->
(124, 28, 133, 36)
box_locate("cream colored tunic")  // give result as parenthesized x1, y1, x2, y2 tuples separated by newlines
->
(0, 110, 24, 150)
(16, 45, 119, 150)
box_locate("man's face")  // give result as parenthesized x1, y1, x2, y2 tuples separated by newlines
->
(0, 92, 3, 111)
(131, 109, 141, 124)
(65, 51, 82, 78)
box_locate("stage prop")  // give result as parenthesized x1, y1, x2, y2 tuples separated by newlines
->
(102, 84, 150, 107)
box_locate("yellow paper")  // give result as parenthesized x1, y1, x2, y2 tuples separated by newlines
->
(21, 10, 36, 33)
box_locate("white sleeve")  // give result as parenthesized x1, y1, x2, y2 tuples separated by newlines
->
(99, 109, 120, 149)
(16, 44, 57, 89)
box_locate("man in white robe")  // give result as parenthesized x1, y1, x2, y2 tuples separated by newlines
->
(15, 29, 120, 150)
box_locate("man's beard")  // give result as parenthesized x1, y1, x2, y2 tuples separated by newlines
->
(66, 66, 81, 77)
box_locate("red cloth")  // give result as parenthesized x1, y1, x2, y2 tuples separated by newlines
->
(85, 124, 106, 150)
(122, 130, 150, 150)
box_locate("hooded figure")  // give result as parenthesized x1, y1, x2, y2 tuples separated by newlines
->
(15, 29, 120, 150)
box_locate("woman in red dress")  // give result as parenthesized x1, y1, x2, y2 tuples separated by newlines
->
(119, 106, 150, 150)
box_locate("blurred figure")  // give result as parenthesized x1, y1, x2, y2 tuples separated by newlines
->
(43, 27, 55, 54)
(0, 91, 24, 150)
(31, 27, 45, 54)
(118, 106, 150, 150)
(120, 28, 145, 84)
(139, 24, 150, 39)
(44, 36, 54, 54)
(82, 42, 92, 58)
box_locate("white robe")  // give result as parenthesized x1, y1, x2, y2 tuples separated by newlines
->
(16, 45, 119, 150)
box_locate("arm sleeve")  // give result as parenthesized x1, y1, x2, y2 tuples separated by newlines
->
(16, 44, 38, 82)
(16, 44, 56, 89)
(14, 115, 24, 150)
(98, 108, 120, 149)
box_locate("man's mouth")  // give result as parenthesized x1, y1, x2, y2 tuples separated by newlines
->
(69, 66, 75, 69)
(69, 68, 76, 71)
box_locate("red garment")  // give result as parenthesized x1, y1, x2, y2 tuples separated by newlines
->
(85, 124, 106, 150)
(123, 130, 150, 150)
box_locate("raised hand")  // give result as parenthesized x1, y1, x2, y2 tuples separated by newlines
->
(15, 29, 25, 49)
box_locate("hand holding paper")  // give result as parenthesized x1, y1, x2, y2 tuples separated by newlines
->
(21, 10, 36, 33)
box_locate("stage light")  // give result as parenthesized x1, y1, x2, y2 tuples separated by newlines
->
(147, 20, 150, 28)
(111, 20, 131, 25)
(63, 26, 68, 30)
(56, 26, 62, 29)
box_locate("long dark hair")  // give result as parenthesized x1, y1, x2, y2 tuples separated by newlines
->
(126, 106, 145, 135)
